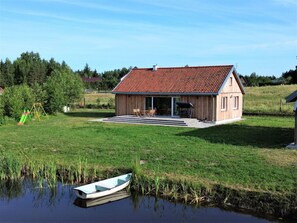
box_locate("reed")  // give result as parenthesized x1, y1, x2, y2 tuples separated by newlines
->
(0, 154, 21, 180)
(154, 175, 159, 196)
(131, 156, 142, 176)
(190, 188, 199, 205)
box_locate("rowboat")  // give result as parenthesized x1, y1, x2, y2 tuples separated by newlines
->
(74, 190, 130, 208)
(73, 173, 132, 200)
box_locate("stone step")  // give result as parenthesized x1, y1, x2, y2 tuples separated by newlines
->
(102, 116, 188, 126)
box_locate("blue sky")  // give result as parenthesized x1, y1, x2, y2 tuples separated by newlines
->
(0, 0, 296, 76)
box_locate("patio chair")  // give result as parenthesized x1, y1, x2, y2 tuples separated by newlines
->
(147, 109, 156, 117)
(133, 109, 140, 116)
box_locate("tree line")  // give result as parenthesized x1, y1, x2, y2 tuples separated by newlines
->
(0, 52, 129, 91)
(0, 51, 129, 122)
(240, 69, 297, 87)
(0, 52, 85, 122)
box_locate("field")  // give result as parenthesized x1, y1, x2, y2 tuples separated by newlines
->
(244, 84, 297, 114)
(82, 92, 114, 107)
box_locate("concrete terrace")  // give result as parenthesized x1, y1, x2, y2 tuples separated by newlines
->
(90, 115, 232, 128)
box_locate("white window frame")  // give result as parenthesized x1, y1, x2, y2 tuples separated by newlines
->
(234, 96, 239, 110)
(221, 96, 228, 111)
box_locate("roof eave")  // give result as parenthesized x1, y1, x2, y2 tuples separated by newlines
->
(112, 92, 218, 96)
(285, 90, 297, 103)
(217, 66, 246, 95)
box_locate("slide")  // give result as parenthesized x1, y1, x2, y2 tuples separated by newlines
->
(17, 110, 30, 126)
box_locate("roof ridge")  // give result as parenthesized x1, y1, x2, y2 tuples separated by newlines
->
(133, 65, 233, 70)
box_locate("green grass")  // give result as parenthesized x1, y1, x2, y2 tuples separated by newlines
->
(0, 109, 296, 195)
(244, 85, 297, 114)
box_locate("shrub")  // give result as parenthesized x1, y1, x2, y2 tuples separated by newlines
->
(107, 98, 115, 109)
(44, 69, 83, 114)
(1, 85, 34, 120)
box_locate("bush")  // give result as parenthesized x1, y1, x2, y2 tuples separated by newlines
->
(1, 85, 34, 120)
(44, 69, 83, 114)
(107, 98, 115, 109)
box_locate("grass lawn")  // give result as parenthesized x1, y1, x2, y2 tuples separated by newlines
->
(0, 109, 296, 195)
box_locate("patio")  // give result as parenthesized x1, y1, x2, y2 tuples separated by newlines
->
(91, 115, 218, 128)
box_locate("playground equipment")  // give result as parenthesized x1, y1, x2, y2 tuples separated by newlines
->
(30, 103, 48, 121)
(17, 103, 48, 125)
(17, 110, 30, 126)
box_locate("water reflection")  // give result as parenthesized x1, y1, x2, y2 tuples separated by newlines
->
(74, 190, 130, 208)
(0, 178, 284, 223)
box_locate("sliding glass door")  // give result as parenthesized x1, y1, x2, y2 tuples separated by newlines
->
(145, 96, 180, 117)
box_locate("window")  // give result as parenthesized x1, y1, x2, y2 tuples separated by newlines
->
(229, 77, 233, 86)
(145, 97, 152, 110)
(221, 97, 228, 111)
(234, 96, 239, 109)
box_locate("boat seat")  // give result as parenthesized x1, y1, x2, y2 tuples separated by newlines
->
(118, 179, 126, 184)
(95, 185, 110, 191)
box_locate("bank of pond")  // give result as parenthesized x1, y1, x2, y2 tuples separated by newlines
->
(0, 161, 296, 222)
(0, 178, 290, 223)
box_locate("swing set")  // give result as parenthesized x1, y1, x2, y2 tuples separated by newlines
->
(17, 103, 48, 125)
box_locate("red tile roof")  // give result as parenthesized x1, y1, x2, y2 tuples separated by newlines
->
(113, 65, 239, 95)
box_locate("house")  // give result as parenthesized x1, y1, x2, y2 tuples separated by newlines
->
(81, 77, 102, 92)
(81, 77, 102, 83)
(112, 65, 245, 123)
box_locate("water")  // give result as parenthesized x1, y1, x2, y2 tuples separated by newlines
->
(0, 179, 281, 223)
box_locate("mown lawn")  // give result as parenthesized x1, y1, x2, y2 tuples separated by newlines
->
(0, 109, 296, 195)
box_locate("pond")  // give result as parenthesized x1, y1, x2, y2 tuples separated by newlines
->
(0, 179, 285, 223)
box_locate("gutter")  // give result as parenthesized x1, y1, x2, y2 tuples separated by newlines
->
(112, 92, 218, 96)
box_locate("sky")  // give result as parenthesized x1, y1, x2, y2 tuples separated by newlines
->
(0, 0, 296, 76)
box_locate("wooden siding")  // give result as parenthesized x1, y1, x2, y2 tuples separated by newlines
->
(115, 95, 144, 116)
(216, 72, 243, 121)
(181, 96, 215, 121)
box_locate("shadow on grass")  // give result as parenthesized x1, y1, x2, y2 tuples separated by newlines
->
(64, 111, 114, 118)
(177, 124, 293, 148)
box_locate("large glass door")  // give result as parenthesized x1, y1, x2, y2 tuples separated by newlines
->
(153, 97, 171, 116)
(145, 96, 180, 117)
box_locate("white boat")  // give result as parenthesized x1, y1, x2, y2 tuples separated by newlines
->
(73, 173, 132, 200)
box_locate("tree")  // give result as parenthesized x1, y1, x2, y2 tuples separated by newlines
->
(100, 68, 129, 90)
(13, 52, 47, 86)
(44, 69, 83, 114)
(0, 58, 15, 87)
(1, 85, 35, 120)
(282, 69, 297, 84)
